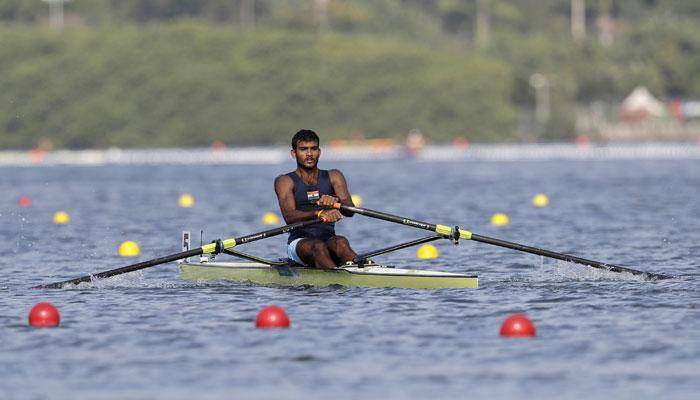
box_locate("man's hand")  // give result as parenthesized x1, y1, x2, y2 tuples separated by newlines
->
(318, 209, 343, 223)
(317, 194, 339, 208)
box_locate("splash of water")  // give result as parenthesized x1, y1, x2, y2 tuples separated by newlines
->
(543, 260, 647, 282)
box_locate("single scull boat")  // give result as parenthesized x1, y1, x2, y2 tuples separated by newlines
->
(177, 231, 478, 289)
(179, 261, 478, 289)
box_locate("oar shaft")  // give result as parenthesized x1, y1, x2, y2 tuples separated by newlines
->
(469, 233, 665, 278)
(199, 219, 319, 254)
(335, 204, 438, 231)
(37, 248, 204, 289)
(235, 219, 319, 245)
(335, 204, 470, 238)
(37, 218, 322, 289)
(334, 203, 670, 280)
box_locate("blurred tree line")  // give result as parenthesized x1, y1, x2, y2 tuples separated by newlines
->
(1, 0, 699, 148)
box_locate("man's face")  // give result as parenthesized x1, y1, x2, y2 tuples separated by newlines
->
(292, 140, 320, 170)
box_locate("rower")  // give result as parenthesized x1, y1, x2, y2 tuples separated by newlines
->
(274, 129, 358, 269)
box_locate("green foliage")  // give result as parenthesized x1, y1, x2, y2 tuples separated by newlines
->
(619, 18, 700, 97)
(0, 23, 515, 148)
(0, 0, 43, 22)
(1, 0, 700, 146)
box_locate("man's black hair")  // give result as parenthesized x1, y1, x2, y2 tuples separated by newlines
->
(291, 129, 320, 149)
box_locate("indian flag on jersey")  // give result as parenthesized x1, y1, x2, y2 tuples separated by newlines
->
(306, 190, 320, 202)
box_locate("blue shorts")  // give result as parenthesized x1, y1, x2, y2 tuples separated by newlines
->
(287, 238, 306, 266)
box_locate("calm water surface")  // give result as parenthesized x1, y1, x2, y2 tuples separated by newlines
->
(1, 159, 699, 399)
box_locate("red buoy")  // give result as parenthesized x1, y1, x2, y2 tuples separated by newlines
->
(18, 195, 33, 207)
(255, 305, 290, 329)
(28, 302, 60, 328)
(500, 313, 535, 337)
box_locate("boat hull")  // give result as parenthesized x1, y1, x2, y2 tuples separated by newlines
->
(179, 261, 478, 289)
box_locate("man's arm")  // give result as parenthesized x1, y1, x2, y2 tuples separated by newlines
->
(275, 175, 319, 224)
(328, 169, 355, 217)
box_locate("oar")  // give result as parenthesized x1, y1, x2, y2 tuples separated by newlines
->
(333, 203, 670, 280)
(36, 219, 322, 289)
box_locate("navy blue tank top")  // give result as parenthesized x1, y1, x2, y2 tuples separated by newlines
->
(286, 169, 336, 243)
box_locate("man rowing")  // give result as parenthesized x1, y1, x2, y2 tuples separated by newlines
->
(274, 129, 358, 269)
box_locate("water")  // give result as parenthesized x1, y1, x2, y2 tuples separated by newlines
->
(1, 159, 699, 399)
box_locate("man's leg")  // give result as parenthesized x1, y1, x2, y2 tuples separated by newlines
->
(326, 236, 358, 264)
(295, 238, 337, 269)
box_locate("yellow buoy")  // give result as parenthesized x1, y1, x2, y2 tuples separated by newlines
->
(416, 244, 439, 259)
(532, 193, 549, 207)
(261, 212, 280, 225)
(178, 193, 195, 208)
(491, 213, 510, 226)
(119, 241, 141, 257)
(351, 194, 363, 207)
(52, 211, 70, 225)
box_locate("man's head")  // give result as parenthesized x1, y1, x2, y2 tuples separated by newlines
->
(291, 129, 321, 170)
(291, 129, 320, 150)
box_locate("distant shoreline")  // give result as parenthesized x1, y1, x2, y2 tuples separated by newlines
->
(2, 143, 700, 166)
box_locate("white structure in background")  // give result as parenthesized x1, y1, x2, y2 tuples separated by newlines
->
(571, 0, 586, 41)
(42, 0, 70, 30)
(239, 0, 255, 29)
(597, 0, 614, 46)
(529, 73, 550, 125)
(314, 0, 329, 26)
(619, 86, 666, 123)
(597, 86, 700, 142)
(476, 0, 491, 47)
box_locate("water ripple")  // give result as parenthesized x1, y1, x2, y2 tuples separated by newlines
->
(1, 160, 699, 399)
